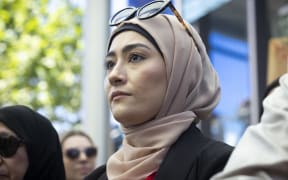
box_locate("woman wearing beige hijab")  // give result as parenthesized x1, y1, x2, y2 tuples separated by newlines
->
(85, 1, 232, 180)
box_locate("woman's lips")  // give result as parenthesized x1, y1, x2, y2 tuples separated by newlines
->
(0, 169, 8, 177)
(0, 174, 9, 179)
(110, 91, 131, 101)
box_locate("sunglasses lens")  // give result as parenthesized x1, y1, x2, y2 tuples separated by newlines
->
(66, 148, 80, 159)
(110, 7, 137, 26)
(85, 147, 97, 158)
(0, 136, 21, 158)
(66, 147, 97, 160)
(138, 1, 165, 19)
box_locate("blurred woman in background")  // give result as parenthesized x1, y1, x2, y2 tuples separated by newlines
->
(0, 105, 65, 179)
(61, 130, 97, 180)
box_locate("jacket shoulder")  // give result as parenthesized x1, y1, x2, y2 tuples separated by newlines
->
(193, 140, 233, 180)
(155, 123, 233, 180)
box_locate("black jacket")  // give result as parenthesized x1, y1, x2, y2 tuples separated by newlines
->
(85, 123, 233, 180)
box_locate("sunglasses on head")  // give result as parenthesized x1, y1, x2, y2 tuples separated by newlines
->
(110, 0, 199, 51)
(65, 147, 97, 160)
(0, 135, 23, 158)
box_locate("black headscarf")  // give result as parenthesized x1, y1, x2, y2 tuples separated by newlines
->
(0, 105, 66, 180)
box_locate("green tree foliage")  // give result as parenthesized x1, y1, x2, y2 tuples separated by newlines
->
(0, 0, 83, 124)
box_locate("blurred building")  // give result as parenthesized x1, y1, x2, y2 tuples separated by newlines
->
(179, 0, 288, 145)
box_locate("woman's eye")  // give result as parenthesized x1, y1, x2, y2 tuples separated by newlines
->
(105, 61, 115, 70)
(129, 54, 144, 63)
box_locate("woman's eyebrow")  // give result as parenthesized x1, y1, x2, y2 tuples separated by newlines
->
(106, 43, 151, 58)
(122, 43, 151, 53)
(106, 51, 116, 59)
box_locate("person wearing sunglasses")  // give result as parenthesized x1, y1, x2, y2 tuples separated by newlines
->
(85, 1, 233, 180)
(61, 130, 97, 180)
(0, 105, 65, 180)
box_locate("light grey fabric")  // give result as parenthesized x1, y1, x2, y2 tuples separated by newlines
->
(211, 73, 288, 180)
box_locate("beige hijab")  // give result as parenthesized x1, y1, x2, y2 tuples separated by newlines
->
(107, 14, 220, 180)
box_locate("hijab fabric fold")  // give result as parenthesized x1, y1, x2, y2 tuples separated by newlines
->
(107, 14, 220, 180)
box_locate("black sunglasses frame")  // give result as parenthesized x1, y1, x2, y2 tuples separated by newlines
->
(110, 0, 198, 50)
(65, 147, 97, 160)
(0, 136, 23, 158)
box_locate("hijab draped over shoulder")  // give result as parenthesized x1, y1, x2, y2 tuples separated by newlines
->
(107, 14, 220, 180)
(0, 105, 65, 180)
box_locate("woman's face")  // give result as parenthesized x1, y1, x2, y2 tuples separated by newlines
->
(0, 122, 29, 180)
(105, 31, 167, 127)
(62, 135, 96, 180)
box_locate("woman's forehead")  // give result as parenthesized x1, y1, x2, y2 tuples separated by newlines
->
(112, 31, 151, 44)
(109, 31, 157, 53)
(63, 135, 93, 148)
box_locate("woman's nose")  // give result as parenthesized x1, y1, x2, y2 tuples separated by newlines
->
(78, 152, 88, 161)
(108, 64, 126, 86)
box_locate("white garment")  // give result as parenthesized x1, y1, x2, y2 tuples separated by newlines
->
(211, 73, 288, 180)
